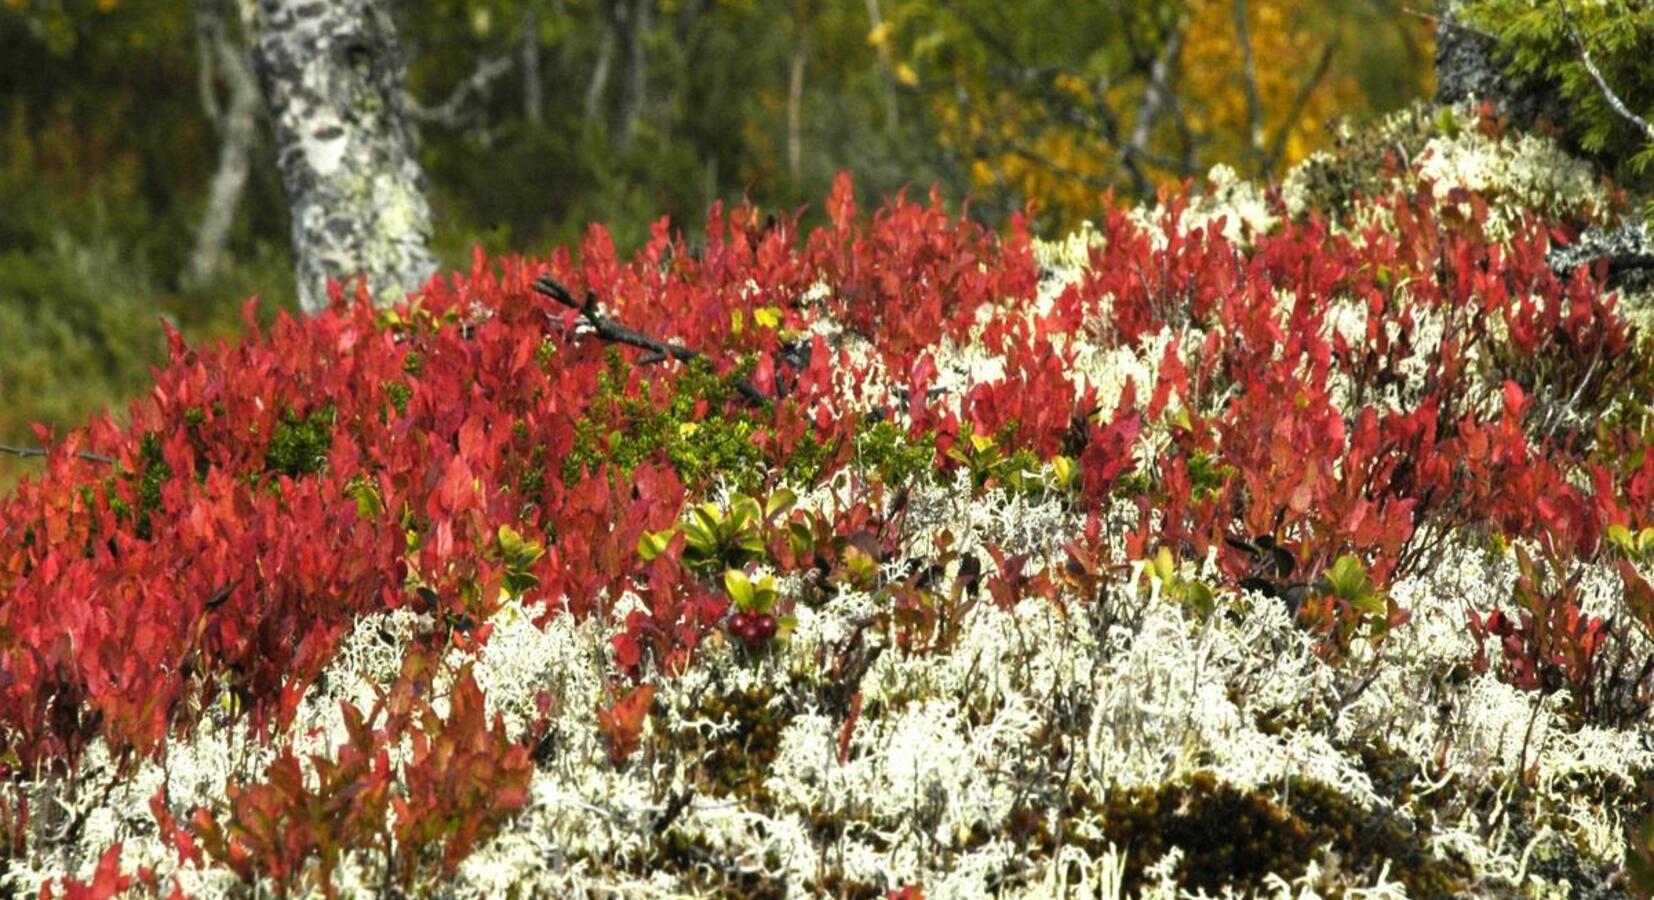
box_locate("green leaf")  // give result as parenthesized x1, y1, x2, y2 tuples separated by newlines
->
(765, 487, 798, 520)
(843, 545, 878, 583)
(1325, 554, 1372, 600)
(638, 528, 675, 562)
(1170, 406, 1193, 433)
(1609, 523, 1635, 554)
(750, 575, 778, 614)
(724, 569, 755, 610)
(1050, 455, 1076, 491)
(1152, 546, 1176, 585)
(1177, 580, 1216, 620)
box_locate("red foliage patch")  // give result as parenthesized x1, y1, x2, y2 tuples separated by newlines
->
(3, 172, 1654, 891)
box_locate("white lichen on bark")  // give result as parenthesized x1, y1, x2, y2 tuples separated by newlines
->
(247, 0, 438, 315)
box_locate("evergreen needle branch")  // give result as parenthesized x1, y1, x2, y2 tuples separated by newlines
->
(1554, 0, 1654, 143)
(0, 445, 115, 465)
(532, 275, 772, 406)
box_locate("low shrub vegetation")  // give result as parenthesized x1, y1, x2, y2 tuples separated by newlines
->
(4, 110, 1654, 897)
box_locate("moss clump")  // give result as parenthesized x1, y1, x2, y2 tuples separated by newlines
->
(562, 351, 781, 492)
(1089, 773, 1317, 894)
(1281, 103, 1441, 221)
(853, 418, 936, 487)
(655, 829, 790, 899)
(107, 430, 171, 540)
(670, 687, 790, 804)
(264, 406, 336, 478)
(381, 381, 412, 418)
(1014, 772, 1470, 896)
(1186, 450, 1233, 500)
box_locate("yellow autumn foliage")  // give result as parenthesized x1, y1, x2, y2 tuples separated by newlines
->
(897, 0, 1432, 228)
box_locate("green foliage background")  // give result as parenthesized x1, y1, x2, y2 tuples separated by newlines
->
(1466, 0, 1654, 185)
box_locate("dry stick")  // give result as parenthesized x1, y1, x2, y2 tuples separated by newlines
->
(532, 275, 772, 406)
(1553, 0, 1654, 143)
(0, 445, 115, 465)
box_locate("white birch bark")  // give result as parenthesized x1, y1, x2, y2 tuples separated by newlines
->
(246, 0, 438, 315)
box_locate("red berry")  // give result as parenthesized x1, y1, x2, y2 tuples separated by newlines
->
(755, 615, 777, 641)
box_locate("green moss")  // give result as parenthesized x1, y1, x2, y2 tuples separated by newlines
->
(560, 353, 786, 492)
(788, 429, 833, 487)
(1186, 451, 1233, 500)
(1015, 772, 1471, 896)
(107, 430, 172, 540)
(515, 444, 547, 502)
(264, 405, 336, 478)
(664, 687, 790, 804)
(381, 381, 412, 417)
(1114, 470, 1153, 499)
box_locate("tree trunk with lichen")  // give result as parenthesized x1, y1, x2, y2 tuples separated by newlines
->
(247, 0, 437, 316)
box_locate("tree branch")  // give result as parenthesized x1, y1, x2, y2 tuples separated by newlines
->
(532, 276, 773, 406)
(0, 445, 115, 465)
(405, 55, 515, 128)
(187, 0, 263, 285)
(1125, 16, 1189, 192)
(1553, 0, 1654, 143)
(1264, 37, 1339, 172)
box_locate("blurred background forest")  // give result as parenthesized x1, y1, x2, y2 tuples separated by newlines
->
(0, 0, 1433, 489)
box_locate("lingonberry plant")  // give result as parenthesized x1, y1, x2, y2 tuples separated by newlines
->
(8, 118, 1654, 894)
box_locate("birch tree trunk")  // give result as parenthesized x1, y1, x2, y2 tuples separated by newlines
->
(611, 0, 650, 148)
(185, 0, 262, 286)
(787, 14, 808, 180)
(521, 4, 544, 126)
(246, 0, 437, 315)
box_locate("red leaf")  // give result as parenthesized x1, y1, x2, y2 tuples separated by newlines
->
(1502, 380, 1526, 420)
(597, 684, 655, 765)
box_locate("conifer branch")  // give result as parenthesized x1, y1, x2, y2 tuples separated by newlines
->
(1554, 0, 1654, 143)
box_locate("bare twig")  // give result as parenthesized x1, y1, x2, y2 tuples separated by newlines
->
(406, 55, 514, 128)
(1232, 0, 1266, 174)
(0, 445, 115, 465)
(1400, 5, 1497, 40)
(651, 789, 694, 834)
(1264, 38, 1339, 172)
(532, 275, 772, 405)
(1127, 18, 1187, 163)
(1553, 0, 1654, 142)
